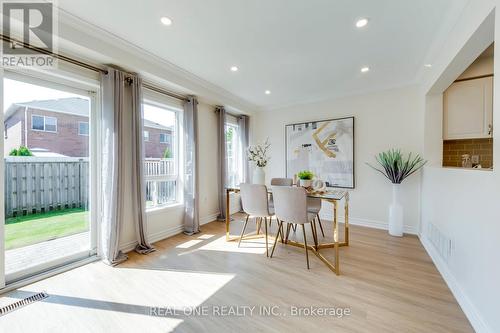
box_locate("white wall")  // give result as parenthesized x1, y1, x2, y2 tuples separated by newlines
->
(419, 1, 500, 332)
(254, 85, 424, 233)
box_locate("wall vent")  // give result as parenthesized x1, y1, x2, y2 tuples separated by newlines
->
(427, 223, 453, 262)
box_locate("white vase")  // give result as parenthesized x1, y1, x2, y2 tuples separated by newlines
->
(253, 167, 265, 185)
(388, 184, 404, 237)
(299, 179, 312, 187)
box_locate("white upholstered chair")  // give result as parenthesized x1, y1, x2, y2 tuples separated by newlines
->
(239, 183, 274, 256)
(270, 186, 318, 269)
(307, 198, 325, 237)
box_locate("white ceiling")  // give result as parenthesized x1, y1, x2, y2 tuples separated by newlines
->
(57, 0, 468, 110)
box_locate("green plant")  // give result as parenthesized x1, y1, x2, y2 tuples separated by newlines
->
(366, 149, 426, 184)
(297, 170, 314, 180)
(163, 148, 172, 158)
(9, 146, 32, 156)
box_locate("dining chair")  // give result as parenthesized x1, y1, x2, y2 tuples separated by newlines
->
(239, 183, 274, 256)
(268, 178, 293, 228)
(307, 198, 325, 237)
(270, 186, 318, 269)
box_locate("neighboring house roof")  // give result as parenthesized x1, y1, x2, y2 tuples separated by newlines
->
(4, 97, 172, 131)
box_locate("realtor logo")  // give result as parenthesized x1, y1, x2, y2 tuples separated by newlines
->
(1, 0, 57, 68)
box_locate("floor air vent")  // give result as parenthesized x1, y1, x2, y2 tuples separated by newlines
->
(0, 291, 48, 316)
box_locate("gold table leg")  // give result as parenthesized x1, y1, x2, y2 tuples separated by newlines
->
(333, 200, 339, 275)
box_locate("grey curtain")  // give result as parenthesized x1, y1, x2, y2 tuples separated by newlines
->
(100, 67, 154, 266)
(183, 96, 200, 235)
(216, 106, 227, 221)
(238, 115, 250, 183)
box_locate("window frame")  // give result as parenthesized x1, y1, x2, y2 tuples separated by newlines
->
(78, 121, 89, 136)
(225, 121, 242, 188)
(159, 132, 170, 144)
(31, 114, 58, 133)
(142, 100, 181, 210)
(143, 130, 150, 141)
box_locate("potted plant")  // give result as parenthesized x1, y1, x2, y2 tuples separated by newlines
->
(297, 170, 314, 188)
(367, 149, 426, 237)
(247, 139, 271, 184)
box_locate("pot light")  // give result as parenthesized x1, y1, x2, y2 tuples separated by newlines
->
(160, 17, 173, 26)
(356, 18, 369, 28)
(230, 66, 239, 72)
(424, 64, 432, 68)
(265, 90, 271, 95)
(361, 66, 370, 73)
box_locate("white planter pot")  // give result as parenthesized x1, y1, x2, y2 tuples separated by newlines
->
(253, 167, 265, 185)
(299, 179, 312, 187)
(388, 184, 404, 237)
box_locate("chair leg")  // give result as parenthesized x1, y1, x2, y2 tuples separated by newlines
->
(292, 224, 297, 232)
(264, 217, 269, 257)
(256, 217, 261, 235)
(301, 224, 310, 269)
(285, 223, 292, 243)
(279, 220, 284, 243)
(238, 214, 250, 247)
(270, 221, 283, 258)
(316, 214, 325, 237)
(311, 219, 319, 249)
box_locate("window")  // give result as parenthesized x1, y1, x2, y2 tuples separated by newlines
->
(31, 115, 57, 132)
(3, 75, 95, 284)
(78, 122, 89, 136)
(225, 122, 243, 187)
(143, 102, 178, 208)
(159, 132, 170, 144)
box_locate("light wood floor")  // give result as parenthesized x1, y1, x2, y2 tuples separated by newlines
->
(0, 215, 473, 333)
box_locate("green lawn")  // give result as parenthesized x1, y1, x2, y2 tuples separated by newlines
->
(5, 208, 89, 250)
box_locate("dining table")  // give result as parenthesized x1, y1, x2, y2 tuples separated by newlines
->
(225, 186, 350, 275)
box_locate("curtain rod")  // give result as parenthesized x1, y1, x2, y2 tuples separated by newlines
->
(0, 34, 190, 102)
(215, 106, 245, 119)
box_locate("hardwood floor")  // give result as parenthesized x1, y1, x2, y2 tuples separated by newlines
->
(0, 215, 473, 332)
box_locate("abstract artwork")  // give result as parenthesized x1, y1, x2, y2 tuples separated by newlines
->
(285, 117, 354, 188)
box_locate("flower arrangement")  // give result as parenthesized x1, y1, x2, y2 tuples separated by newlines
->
(247, 139, 271, 168)
(366, 149, 426, 184)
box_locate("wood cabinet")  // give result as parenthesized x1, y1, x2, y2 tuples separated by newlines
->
(443, 76, 493, 140)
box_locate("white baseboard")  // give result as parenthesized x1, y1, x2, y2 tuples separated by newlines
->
(200, 212, 219, 226)
(420, 235, 490, 333)
(120, 212, 221, 253)
(319, 212, 418, 235)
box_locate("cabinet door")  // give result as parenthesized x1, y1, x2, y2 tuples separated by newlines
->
(443, 76, 493, 139)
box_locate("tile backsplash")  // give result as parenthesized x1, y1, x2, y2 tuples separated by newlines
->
(443, 138, 493, 168)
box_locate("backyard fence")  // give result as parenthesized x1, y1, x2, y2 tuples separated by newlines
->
(5, 157, 89, 218)
(4, 157, 177, 218)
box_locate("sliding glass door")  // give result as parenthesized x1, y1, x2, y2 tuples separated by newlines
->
(2, 73, 97, 283)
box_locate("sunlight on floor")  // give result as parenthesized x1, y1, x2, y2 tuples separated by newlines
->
(176, 239, 203, 249)
(198, 235, 269, 254)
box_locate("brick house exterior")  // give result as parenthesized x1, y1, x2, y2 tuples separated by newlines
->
(4, 97, 173, 158)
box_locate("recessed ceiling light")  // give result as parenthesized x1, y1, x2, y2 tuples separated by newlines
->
(361, 66, 370, 73)
(424, 64, 432, 68)
(160, 17, 173, 26)
(230, 66, 239, 72)
(356, 18, 369, 28)
(265, 90, 271, 95)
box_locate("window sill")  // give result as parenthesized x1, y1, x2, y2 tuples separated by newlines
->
(146, 202, 183, 215)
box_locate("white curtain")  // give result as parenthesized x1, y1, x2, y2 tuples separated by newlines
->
(216, 106, 227, 220)
(100, 67, 154, 265)
(183, 96, 200, 235)
(238, 115, 250, 183)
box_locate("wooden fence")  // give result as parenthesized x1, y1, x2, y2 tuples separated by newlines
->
(5, 157, 89, 218)
(4, 157, 177, 217)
